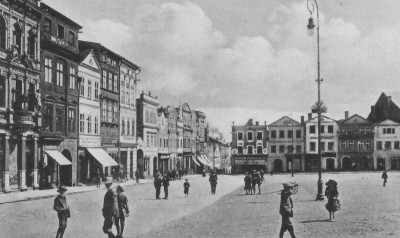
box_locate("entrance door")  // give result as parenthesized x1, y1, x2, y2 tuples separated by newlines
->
(137, 150, 144, 175)
(153, 157, 158, 176)
(60, 150, 73, 186)
(326, 158, 335, 171)
(273, 159, 283, 172)
(391, 158, 400, 170)
(342, 157, 352, 171)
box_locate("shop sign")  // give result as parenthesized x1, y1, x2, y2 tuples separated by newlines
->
(235, 159, 265, 165)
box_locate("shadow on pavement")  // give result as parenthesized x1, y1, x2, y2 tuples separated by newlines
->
(300, 219, 331, 223)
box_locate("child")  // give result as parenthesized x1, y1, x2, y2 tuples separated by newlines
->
(382, 170, 388, 187)
(279, 183, 296, 238)
(54, 186, 70, 238)
(325, 179, 340, 221)
(184, 178, 190, 197)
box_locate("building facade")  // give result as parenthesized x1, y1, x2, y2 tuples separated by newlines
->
(231, 119, 268, 174)
(157, 107, 169, 175)
(373, 119, 400, 170)
(368, 92, 400, 124)
(268, 116, 305, 173)
(337, 112, 374, 171)
(195, 110, 207, 173)
(181, 103, 193, 171)
(165, 105, 178, 171)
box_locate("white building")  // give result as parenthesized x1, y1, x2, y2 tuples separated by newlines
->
(373, 119, 400, 170)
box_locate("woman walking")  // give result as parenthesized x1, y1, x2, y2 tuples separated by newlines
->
(325, 179, 340, 221)
(244, 172, 252, 195)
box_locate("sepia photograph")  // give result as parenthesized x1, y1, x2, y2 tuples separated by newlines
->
(0, 0, 400, 237)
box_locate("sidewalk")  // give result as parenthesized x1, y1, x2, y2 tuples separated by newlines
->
(0, 178, 152, 205)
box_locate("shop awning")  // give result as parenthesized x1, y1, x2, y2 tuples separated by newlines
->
(202, 155, 211, 164)
(197, 156, 207, 166)
(87, 148, 118, 167)
(44, 150, 72, 166)
(192, 156, 200, 166)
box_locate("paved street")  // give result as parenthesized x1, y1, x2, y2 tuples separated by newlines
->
(1, 172, 400, 238)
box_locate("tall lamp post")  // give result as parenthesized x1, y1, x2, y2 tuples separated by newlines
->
(307, 0, 325, 201)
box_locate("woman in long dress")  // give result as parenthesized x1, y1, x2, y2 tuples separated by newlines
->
(325, 179, 340, 221)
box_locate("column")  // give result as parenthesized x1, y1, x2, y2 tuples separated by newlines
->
(18, 136, 27, 191)
(2, 135, 10, 192)
(126, 148, 131, 180)
(33, 137, 39, 189)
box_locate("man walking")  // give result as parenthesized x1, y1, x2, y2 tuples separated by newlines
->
(162, 173, 170, 199)
(382, 170, 388, 187)
(209, 170, 218, 195)
(54, 186, 70, 238)
(102, 177, 118, 238)
(154, 172, 162, 199)
(279, 183, 296, 238)
(251, 170, 259, 195)
(115, 185, 129, 238)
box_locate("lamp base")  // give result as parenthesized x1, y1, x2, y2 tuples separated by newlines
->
(316, 179, 324, 201)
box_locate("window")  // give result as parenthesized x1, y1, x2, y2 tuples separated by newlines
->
(68, 30, 75, 44)
(377, 141, 382, 150)
(69, 67, 76, 90)
(296, 130, 301, 138)
(287, 145, 294, 153)
(288, 130, 293, 139)
(127, 120, 130, 136)
(27, 30, 36, 57)
(56, 62, 64, 86)
(121, 119, 125, 135)
(87, 80, 92, 98)
(296, 145, 301, 153)
(0, 17, 7, 49)
(278, 130, 284, 138)
(395, 141, 400, 150)
(13, 23, 22, 54)
(43, 104, 53, 132)
(271, 130, 276, 138)
(257, 131, 263, 140)
(125, 80, 129, 105)
(279, 145, 285, 153)
(385, 141, 392, 150)
(328, 142, 334, 151)
(94, 82, 99, 99)
(358, 141, 364, 150)
(310, 142, 316, 152)
(42, 18, 52, 32)
(0, 75, 5, 107)
(257, 146, 263, 154)
(56, 106, 64, 132)
(44, 58, 52, 83)
(80, 78, 85, 96)
(320, 142, 325, 152)
(102, 101, 106, 122)
(68, 108, 75, 134)
(121, 78, 125, 104)
(320, 126, 325, 134)
(366, 140, 372, 149)
(340, 140, 346, 150)
(94, 116, 99, 134)
(57, 24, 64, 38)
(87, 115, 92, 134)
(238, 146, 243, 154)
(113, 102, 118, 123)
(247, 131, 253, 141)
(130, 83, 135, 107)
(348, 140, 354, 150)
(131, 120, 135, 135)
(360, 128, 365, 134)
(247, 145, 253, 154)
(310, 125, 316, 134)
(107, 101, 112, 122)
(328, 125, 334, 133)
(113, 74, 118, 92)
(102, 70, 107, 88)
(108, 72, 112, 90)
(271, 145, 276, 153)
(79, 113, 85, 133)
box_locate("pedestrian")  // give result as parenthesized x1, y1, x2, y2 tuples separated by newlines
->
(279, 183, 296, 238)
(154, 172, 162, 199)
(260, 169, 265, 182)
(209, 170, 218, 195)
(202, 169, 206, 177)
(162, 173, 170, 199)
(244, 172, 252, 195)
(251, 170, 258, 195)
(325, 179, 340, 221)
(115, 185, 129, 238)
(135, 170, 139, 183)
(184, 178, 190, 197)
(96, 168, 102, 188)
(102, 177, 118, 238)
(54, 186, 70, 238)
(382, 170, 388, 187)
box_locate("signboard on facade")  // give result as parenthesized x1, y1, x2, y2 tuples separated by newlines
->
(235, 159, 265, 165)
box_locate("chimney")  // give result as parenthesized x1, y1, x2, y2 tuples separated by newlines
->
(345, 111, 349, 119)
(256, 121, 259, 126)
(308, 113, 312, 120)
(301, 116, 304, 124)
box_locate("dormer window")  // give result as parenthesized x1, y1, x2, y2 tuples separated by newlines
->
(57, 24, 64, 38)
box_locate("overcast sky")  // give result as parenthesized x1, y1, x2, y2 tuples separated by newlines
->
(44, 0, 400, 140)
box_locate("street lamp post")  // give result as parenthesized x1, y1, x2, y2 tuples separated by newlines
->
(307, 0, 324, 201)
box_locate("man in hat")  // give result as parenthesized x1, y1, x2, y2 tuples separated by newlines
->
(54, 186, 70, 238)
(162, 173, 170, 199)
(102, 177, 118, 238)
(209, 170, 218, 195)
(115, 185, 129, 238)
(154, 172, 162, 199)
(251, 170, 260, 195)
(279, 183, 296, 238)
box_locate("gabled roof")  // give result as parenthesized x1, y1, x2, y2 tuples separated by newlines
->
(182, 102, 191, 112)
(269, 116, 300, 127)
(340, 114, 371, 125)
(79, 49, 101, 71)
(244, 119, 254, 126)
(383, 91, 400, 107)
(374, 119, 400, 126)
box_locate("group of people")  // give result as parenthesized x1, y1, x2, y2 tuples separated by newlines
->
(244, 169, 264, 195)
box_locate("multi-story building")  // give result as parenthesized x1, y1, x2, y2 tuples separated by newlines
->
(119, 57, 140, 180)
(180, 103, 194, 171)
(207, 136, 230, 172)
(368, 92, 400, 124)
(337, 112, 374, 171)
(231, 119, 268, 174)
(373, 119, 400, 170)
(0, 0, 42, 192)
(176, 106, 184, 169)
(195, 110, 207, 173)
(40, 3, 82, 188)
(268, 116, 305, 173)
(304, 114, 338, 171)
(157, 107, 169, 175)
(79, 41, 120, 177)
(165, 105, 178, 170)
(136, 91, 159, 177)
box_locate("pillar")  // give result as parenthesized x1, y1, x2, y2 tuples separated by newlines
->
(33, 137, 39, 189)
(126, 149, 131, 180)
(2, 135, 10, 192)
(18, 136, 27, 191)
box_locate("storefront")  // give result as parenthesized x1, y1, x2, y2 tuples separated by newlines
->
(232, 155, 267, 174)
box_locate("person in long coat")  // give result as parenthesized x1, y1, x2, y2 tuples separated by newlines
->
(244, 172, 252, 195)
(102, 177, 119, 238)
(54, 186, 70, 238)
(325, 179, 340, 221)
(279, 183, 296, 238)
(162, 173, 170, 199)
(135, 170, 140, 183)
(154, 172, 162, 199)
(251, 170, 260, 195)
(382, 170, 388, 186)
(115, 185, 129, 238)
(209, 170, 218, 195)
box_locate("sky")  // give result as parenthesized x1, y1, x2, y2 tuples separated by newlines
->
(44, 0, 400, 141)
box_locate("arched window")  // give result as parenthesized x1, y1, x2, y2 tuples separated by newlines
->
(0, 16, 7, 49)
(13, 23, 22, 54)
(27, 29, 37, 57)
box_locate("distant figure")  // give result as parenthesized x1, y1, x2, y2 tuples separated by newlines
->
(102, 177, 118, 238)
(209, 170, 218, 195)
(279, 183, 296, 238)
(270, 170, 274, 176)
(115, 185, 129, 238)
(260, 170, 265, 182)
(96, 168, 101, 188)
(382, 170, 388, 187)
(184, 178, 190, 197)
(202, 169, 206, 177)
(251, 170, 260, 194)
(244, 172, 252, 195)
(135, 170, 140, 183)
(325, 179, 340, 221)
(54, 186, 70, 238)
(162, 173, 170, 200)
(154, 172, 162, 199)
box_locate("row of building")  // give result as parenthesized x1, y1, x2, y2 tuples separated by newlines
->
(0, 0, 229, 193)
(231, 92, 400, 174)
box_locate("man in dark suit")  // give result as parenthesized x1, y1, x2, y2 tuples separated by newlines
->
(154, 172, 162, 199)
(54, 186, 70, 238)
(162, 173, 170, 199)
(115, 185, 129, 238)
(209, 170, 218, 195)
(102, 177, 118, 238)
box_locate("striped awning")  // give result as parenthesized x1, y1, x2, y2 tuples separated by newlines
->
(44, 150, 72, 166)
(192, 156, 200, 166)
(87, 148, 118, 167)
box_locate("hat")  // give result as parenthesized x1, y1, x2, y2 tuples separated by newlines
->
(116, 185, 124, 192)
(282, 183, 293, 189)
(325, 179, 337, 187)
(105, 177, 113, 184)
(57, 186, 68, 192)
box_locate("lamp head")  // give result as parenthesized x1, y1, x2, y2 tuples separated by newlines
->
(307, 17, 315, 36)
